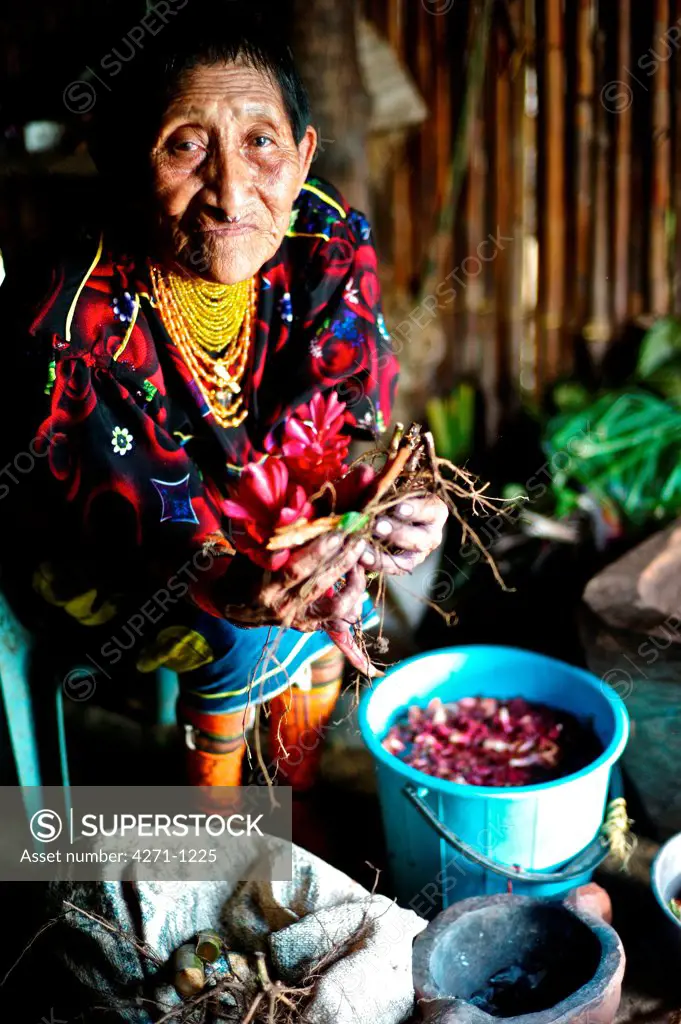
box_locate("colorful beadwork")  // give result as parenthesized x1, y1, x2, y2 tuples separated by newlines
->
(279, 292, 293, 323)
(348, 209, 372, 241)
(141, 379, 158, 403)
(112, 291, 136, 323)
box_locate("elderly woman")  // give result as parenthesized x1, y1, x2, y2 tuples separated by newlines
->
(2, 6, 447, 790)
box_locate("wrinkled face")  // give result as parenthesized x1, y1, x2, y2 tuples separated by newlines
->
(150, 60, 317, 284)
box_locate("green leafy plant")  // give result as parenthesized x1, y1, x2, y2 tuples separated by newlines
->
(545, 390, 681, 531)
(426, 383, 476, 464)
(636, 316, 681, 403)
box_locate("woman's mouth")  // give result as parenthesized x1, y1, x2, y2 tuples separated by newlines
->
(199, 224, 256, 237)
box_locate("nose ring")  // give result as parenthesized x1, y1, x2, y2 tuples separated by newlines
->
(225, 214, 241, 224)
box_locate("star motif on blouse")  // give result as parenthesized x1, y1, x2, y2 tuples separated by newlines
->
(310, 340, 324, 358)
(151, 474, 199, 524)
(111, 426, 133, 456)
(344, 278, 359, 305)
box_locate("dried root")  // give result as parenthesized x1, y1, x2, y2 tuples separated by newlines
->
(235, 423, 515, 785)
(26, 886, 385, 1024)
(267, 422, 513, 661)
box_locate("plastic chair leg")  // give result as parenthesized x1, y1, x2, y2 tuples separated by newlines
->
(155, 668, 180, 726)
(0, 652, 42, 789)
(54, 684, 71, 789)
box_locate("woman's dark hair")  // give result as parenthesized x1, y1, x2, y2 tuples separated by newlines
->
(87, 1, 310, 177)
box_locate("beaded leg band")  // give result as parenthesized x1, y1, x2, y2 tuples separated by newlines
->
(179, 704, 254, 788)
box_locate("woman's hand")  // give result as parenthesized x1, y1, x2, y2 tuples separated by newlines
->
(225, 532, 367, 625)
(225, 533, 375, 673)
(261, 534, 368, 634)
(358, 495, 449, 575)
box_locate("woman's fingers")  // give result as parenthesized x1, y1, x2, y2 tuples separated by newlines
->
(324, 564, 366, 625)
(305, 564, 366, 626)
(327, 629, 380, 677)
(390, 495, 449, 526)
(258, 497, 449, 624)
(360, 546, 419, 575)
(260, 537, 367, 625)
(357, 495, 449, 575)
(371, 519, 441, 554)
(284, 537, 365, 599)
(286, 535, 366, 588)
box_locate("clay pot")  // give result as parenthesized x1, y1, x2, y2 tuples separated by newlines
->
(413, 894, 625, 1024)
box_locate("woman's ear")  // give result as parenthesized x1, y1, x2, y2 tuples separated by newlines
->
(297, 125, 318, 187)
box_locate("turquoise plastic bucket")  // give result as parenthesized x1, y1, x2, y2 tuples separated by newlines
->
(359, 645, 629, 915)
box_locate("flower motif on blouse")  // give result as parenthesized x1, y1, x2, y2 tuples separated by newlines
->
(112, 291, 136, 324)
(111, 426, 133, 456)
(279, 292, 293, 323)
(344, 278, 359, 305)
(310, 339, 324, 358)
(359, 410, 374, 427)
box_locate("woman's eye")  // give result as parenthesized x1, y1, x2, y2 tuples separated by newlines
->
(172, 141, 199, 153)
(252, 135, 273, 148)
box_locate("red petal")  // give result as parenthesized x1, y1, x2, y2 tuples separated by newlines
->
(246, 461, 279, 508)
(222, 499, 251, 521)
(283, 419, 312, 445)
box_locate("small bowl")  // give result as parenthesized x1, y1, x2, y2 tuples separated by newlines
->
(651, 832, 681, 929)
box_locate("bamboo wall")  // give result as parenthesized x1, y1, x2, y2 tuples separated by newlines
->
(364, 0, 681, 427)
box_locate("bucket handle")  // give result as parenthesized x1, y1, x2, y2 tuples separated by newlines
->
(403, 767, 624, 885)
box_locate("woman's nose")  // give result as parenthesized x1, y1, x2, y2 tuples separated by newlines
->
(205, 146, 252, 218)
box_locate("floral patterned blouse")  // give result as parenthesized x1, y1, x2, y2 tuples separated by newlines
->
(2, 177, 398, 628)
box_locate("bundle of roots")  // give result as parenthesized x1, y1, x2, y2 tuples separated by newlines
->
(7, 900, 379, 1024)
(260, 421, 509, 674)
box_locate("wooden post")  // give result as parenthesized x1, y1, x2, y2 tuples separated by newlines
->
(434, 7, 454, 369)
(494, 20, 513, 414)
(390, 0, 413, 294)
(434, 2, 452, 211)
(585, 26, 613, 362)
(508, 0, 528, 398)
(413, 1, 436, 278)
(627, 3, 647, 319)
(538, 0, 566, 388)
(612, 0, 633, 328)
(573, 0, 595, 332)
(292, 0, 371, 213)
(650, 0, 671, 316)
(521, 0, 539, 396)
(674, 0, 681, 313)
(463, 36, 490, 381)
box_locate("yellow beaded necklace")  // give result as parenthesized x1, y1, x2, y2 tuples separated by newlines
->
(149, 264, 258, 429)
